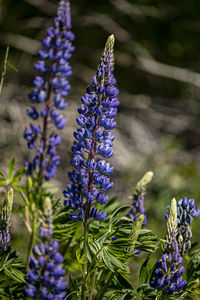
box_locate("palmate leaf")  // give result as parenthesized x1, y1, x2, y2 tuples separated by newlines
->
(53, 206, 82, 241)
(135, 229, 158, 253)
(0, 249, 25, 287)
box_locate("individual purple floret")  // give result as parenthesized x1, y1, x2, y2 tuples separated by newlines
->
(25, 198, 67, 299)
(165, 197, 200, 256)
(150, 198, 186, 295)
(63, 35, 119, 222)
(24, 0, 74, 182)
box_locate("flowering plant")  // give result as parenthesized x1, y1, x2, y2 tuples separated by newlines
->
(0, 1, 200, 299)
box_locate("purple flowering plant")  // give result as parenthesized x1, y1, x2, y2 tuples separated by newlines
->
(0, 1, 200, 300)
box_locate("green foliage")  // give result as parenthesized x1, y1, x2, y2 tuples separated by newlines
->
(187, 249, 200, 281)
(0, 158, 26, 191)
(0, 248, 25, 298)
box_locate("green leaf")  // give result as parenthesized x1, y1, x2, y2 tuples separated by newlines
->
(139, 255, 150, 285)
(7, 61, 18, 72)
(187, 249, 200, 281)
(4, 267, 25, 283)
(0, 252, 9, 272)
(106, 249, 127, 271)
(89, 240, 101, 256)
(66, 291, 78, 299)
(0, 46, 9, 95)
(52, 196, 62, 214)
(0, 180, 8, 187)
(0, 171, 6, 179)
(13, 167, 26, 180)
(102, 248, 114, 271)
(98, 232, 110, 247)
(76, 249, 87, 265)
(8, 158, 15, 177)
(109, 206, 130, 224)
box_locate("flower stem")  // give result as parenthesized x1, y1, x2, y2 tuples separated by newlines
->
(89, 269, 97, 300)
(26, 209, 37, 270)
(37, 75, 53, 199)
(82, 221, 89, 300)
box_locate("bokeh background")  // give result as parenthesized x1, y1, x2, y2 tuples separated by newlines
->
(0, 0, 200, 282)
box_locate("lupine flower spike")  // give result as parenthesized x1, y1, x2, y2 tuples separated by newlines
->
(150, 198, 186, 295)
(127, 171, 153, 225)
(24, 0, 74, 182)
(25, 198, 67, 299)
(64, 34, 119, 222)
(165, 197, 200, 256)
(0, 188, 13, 251)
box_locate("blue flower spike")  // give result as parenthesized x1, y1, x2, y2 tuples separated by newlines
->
(64, 34, 119, 223)
(24, 0, 74, 182)
(25, 197, 67, 299)
(0, 189, 13, 251)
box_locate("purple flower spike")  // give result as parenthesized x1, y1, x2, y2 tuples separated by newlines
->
(149, 198, 200, 295)
(25, 198, 67, 299)
(0, 189, 13, 251)
(166, 197, 200, 256)
(63, 35, 119, 222)
(24, 0, 74, 182)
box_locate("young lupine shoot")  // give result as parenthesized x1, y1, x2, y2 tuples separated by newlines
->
(24, 0, 74, 184)
(127, 171, 153, 225)
(64, 34, 119, 223)
(25, 197, 67, 299)
(0, 188, 13, 250)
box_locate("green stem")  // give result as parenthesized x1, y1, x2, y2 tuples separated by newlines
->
(0, 46, 9, 95)
(89, 269, 97, 300)
(26, 209, 37, 270)
(96, 271, 114, 300)
(82, 222, 89, 300)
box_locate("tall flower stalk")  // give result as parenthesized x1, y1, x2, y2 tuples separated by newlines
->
(24, 0, 74, 189)
(64, 34, 119, 299)
(23, 0, 74, 270)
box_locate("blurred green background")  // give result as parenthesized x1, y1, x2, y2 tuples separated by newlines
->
(0, 0, 200, 280)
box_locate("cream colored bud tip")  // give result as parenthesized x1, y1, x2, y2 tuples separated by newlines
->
(106, 34, 115, 49)
(5, 188, 13, 210)
(171, 198, 177, 213)
(44, 197, 52, 214)
(140, 171, 154, 186)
